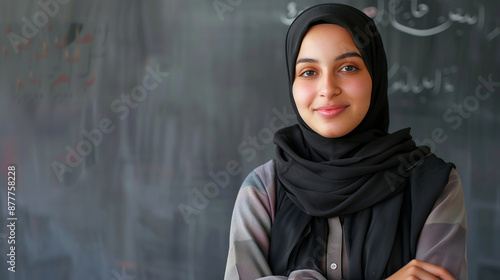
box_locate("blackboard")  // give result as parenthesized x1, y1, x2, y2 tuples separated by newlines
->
(0, 0, 499, 279)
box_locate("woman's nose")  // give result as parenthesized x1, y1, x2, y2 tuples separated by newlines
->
(318, 73, 341, 98)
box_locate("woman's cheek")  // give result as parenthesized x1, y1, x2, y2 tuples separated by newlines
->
(344, 76, 372, 99)
(293, 82, 316, 108)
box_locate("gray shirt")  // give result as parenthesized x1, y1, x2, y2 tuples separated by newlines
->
(224, 160, 467, 280)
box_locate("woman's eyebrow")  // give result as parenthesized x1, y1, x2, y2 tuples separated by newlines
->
(296, 52, 363, 65)
(335, 51, 362, 61)
(296, 58, 318, 65)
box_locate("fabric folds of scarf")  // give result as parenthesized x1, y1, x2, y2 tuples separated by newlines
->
(274, 126, 417, 217)
(270, 125, 454, 278)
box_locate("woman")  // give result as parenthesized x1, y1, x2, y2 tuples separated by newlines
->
(224, 3, 467, 280)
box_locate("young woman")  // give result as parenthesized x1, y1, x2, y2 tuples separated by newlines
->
(224, 4, 467, 280)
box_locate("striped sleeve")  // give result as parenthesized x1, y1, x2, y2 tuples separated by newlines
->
(416, 168, 468, 279)
(224, 160, 327, 280)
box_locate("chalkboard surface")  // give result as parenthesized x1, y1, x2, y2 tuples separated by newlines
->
(0, 0, 499, 279)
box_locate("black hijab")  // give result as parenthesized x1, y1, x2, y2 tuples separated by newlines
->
(269, 3, 454, 279)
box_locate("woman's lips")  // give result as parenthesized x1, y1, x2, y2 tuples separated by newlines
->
(315, 105, 349, 117)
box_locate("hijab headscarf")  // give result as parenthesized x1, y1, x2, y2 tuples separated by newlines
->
(269, 3, 454, 279)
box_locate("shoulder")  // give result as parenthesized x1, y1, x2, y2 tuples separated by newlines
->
(238, 160, 277, 221)
(252, 159, 276, 189)
(427, 168, 466, 226)
(416, 167, 467, 279)
(405, 154, 456, 231)
(414, 154, 455, 178)
(241, 160, 276, 189)
(410, 154, 455, 194)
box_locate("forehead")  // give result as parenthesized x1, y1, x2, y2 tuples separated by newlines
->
(298, 24, 359, 57)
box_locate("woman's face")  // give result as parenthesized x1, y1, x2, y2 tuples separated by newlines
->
(293, 24, 372, 138)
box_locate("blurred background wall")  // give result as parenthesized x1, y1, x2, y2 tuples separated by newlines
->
(0, 0, 499, 279)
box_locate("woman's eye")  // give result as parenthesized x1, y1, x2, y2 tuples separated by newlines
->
(341, 65, 358, 72)
(300, 70, 316, 77)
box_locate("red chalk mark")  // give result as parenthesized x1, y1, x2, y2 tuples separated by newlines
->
(15, 39, 31, 51)
(65, 49, 80, 63)
(73, 24, 93, 44)
(16, 77, 23, 88)
(35, 53, 47, 59)
(84, 69, 96, 87)
(1, 138, 18, 179)
(116, 261, 138, 270)
(55, 35, 68, 49)
(35, 42, 48, 59)
(16, 44, 28, 51)
(76, 33, 94, 44)
(3, 46, 8, 55)
(6, 26, 11, 34)
(51, 74, 70, 86)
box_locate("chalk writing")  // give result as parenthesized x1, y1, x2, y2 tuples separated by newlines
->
(388, 63, 456, 95)
(388, 0, 485, 36)
(4, 22, 109, 101)
(280, 2, 302, 26)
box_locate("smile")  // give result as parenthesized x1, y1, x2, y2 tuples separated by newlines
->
(315, 105, 349, 117)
